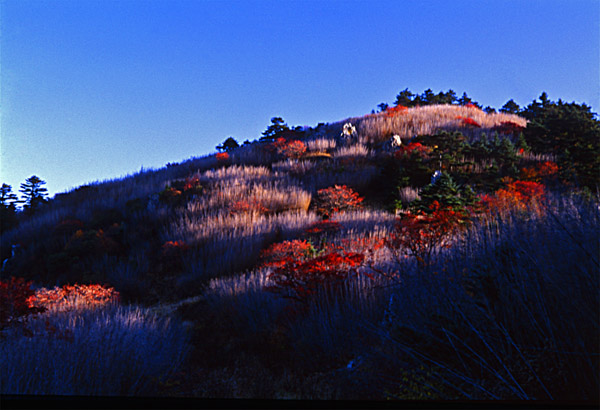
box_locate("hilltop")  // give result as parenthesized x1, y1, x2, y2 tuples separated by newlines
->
(1, 91, 599, 401)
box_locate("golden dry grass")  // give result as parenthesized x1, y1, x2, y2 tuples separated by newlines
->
(330, 104, 527, 144)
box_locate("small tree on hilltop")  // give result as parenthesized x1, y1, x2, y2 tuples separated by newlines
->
(260, 117, 290, 142)
(216, 137, 240, 152)
(19, 175, 48, 214)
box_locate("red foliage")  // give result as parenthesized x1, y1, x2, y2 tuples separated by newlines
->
(520, 161, 559, 182)
(304, 220, 342, 236)
(492, 121, 525, 135)
(385, 105, 408, 117)
(0, 277, 46, 328)
(393, 142, 432, 159)
(465, 103, 479, 109)
(456, 116, 481, 128)
(230, 199, 270, 215)
(216, 152, 230, 161)
(271, 137, 307, 159)
(385, 201, 464, 266)
(315, 185, 364, 218)
(260, 240, 315, 267)
(28, 284, 119, 311)
(183, 176, 201, 192)
(261, 239, 365, 302)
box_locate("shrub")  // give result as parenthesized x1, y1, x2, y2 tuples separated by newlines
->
(0, 277, 46, 329)
(271, 138, 307, 159)
(27, 283, 120, 312)
(216, 152, 230, 162)
(456, 116, 482, 128)
(386, 201, 464, 266)
(384, 105, 408, 118)
(261, 240, 365, 304)
(314, 185, 364, 218)
(520, 161, 559, 182)
(479, 180, 547, 215)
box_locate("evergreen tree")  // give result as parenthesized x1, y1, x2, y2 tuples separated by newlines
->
(0, 184, 19, 234)
(458, 92, 472, 106)
(437, 90, 457, 105)
(260, 117, 290, 142)
(19, 175, 48, 213)
(521, 94, 600, 189)
(412, 172, 475, 212)
(216, 137, 240, 152)
(499, 99, 520, 114)
(394, 88, 415, 107)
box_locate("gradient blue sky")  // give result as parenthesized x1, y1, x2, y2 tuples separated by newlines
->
(2, 0, 599, 197)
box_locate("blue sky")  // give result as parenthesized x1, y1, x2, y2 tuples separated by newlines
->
(2, 0, 598, 197)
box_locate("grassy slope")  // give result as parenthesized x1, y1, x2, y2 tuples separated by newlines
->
(1, 105, 598, 401)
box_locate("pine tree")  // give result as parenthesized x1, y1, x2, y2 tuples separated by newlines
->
(19, 175, 48, 213)
(260, 117, 290, 142)
(394, 89, 415, 107)
(0, 184, 20, 234)
(500, 99, 520, 114)
(216, 137, 240, 152)
(412, 172, 475, 212)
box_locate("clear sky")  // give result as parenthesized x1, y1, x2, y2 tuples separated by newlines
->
(2, 0, 598, 198)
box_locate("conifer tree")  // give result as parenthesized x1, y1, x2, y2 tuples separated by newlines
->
(412, 172, 475, 213)
(19, 175, 48, 213)
(260, 117, 289, 142)
(500, 99, 520, 114)
(216, 137, 240, 152)
(0, 183, 19, 234)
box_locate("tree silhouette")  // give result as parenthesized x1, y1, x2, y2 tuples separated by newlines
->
(216, 137, 240, 152)
(19, 175, 48, 213)
(260, 117, 289, 142)
(500, 99, 520, 114)
(0, 183, 20, 234)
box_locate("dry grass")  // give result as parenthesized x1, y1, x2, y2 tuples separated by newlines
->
(327, 104, 527, 144)
(307, 137, 337, 153)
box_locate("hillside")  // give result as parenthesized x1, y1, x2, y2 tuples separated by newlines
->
(1, 94, 599, 401)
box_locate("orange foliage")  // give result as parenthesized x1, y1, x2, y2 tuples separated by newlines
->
(478, 180, 547, 214)
(385, 105, 408, 117)
(520, 161, 559, 182)
(27, 284, 119, 311)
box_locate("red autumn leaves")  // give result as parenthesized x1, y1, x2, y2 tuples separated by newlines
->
(386, 201, 464, 266)
(314, 185, 364, 218)
(384, 105, 408, 118)
(270, 137, 307, 159)
(260, 239, 365, 303)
